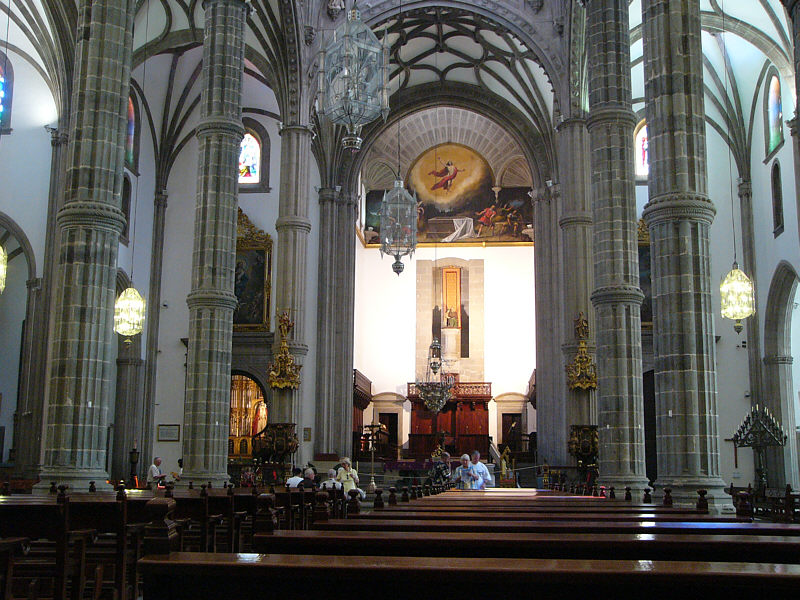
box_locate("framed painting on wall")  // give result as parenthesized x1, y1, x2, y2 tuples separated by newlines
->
(234, 208, 273, 332)
(157, 424, 181, 442)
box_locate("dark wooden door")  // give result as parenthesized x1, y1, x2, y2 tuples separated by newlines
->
(502, 413, 522, 450)
(379, 413, 399, 448)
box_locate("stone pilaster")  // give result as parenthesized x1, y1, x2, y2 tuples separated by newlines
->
(534, 184, 568, 466)
(140, 190, 168, 480)
(781, 1, 800, 243)
(556, 117, 596, 427)
(641, 0, 729, 506)
(271, 124, 313, 430)
(112, 341, 143, 481)
(762, 355, 800, 489)
(314, 188, 356, 457)
(586, 0, 648, 492)
(36, 0, 136, 491)
(181, 0, 248, 486)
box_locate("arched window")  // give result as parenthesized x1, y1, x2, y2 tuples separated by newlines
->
(772, 161, 784, 237)
(633, 119, 649, 179)
(764, 69, 784, 159)
(0, 51, 14, 133)
(125, 94, 140, 171)
(239, 117, 271, 193)
(121, 175, 132, 243)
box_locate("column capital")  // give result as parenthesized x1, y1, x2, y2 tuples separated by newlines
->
(196, 116, 244, 139)
(318, 187, 338, 203)
(57, 202, 126, 235)
(763, 354, 793, 365)
(154, 190, 169, 208)
(45, 125, 69, 147)
(737, 178, 752, 199)
(279, 123, 314, 137)
(202, 0, 249, 9)
(558, 212, 592, 229)
(276, 215, 312, 233)
(555, 116, 588, 132)
(586, 105, 637, 131)
(642, 193, 716, 226)
(186, 289, 238, 311)
(591, 285, 644, 307)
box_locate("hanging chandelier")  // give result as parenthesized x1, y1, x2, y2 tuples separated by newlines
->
(380, 178, 417, 274)
(318, 2, 389, 150)
(720, 261, 754, 334)
(114, 287, 146, 338)
(0, 244, 6, 294)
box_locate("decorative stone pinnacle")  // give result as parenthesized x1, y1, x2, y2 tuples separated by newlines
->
(566, 312, 597, 391)
(268, 311, 302, 389)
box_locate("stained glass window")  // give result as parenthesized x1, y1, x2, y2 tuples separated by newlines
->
(772, 161, 783, 236)
(125, 96, 137, 169)
(634, 121, 649, 178)
(767, 74, 783, 156)
(0, 53, 13, 132)
(239, 132, 261, 184)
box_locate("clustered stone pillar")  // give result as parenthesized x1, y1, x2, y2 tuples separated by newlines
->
(37, 0, 136, 491)
(782, 1, 800, 240)
(586, 0, 648, 492)
(315, 188, 356, 457)
(641, 0, 728, 504)
(181, 0, 248, 486)
(270, 124, 313, 434)
(534, 183, 568, 466)
(556, 117, 596, 428)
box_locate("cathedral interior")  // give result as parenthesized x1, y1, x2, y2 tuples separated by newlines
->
(0, 0, 797, 510)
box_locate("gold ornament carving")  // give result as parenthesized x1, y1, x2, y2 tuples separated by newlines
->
(268, 311, 302, 389)
(637, 218, 650, 245)
(566, 312, 597, 391)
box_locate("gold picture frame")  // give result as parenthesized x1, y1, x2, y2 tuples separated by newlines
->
(234, 208, 273, 332)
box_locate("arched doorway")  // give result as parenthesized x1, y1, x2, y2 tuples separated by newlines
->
(228, 372, 268, 482)
(763, 261, 800, 489)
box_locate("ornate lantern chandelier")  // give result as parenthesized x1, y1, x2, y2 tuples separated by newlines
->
(114, 287, 146, 337)
(318, 2, 389, 151)
(0, 244, 7, 294)
(720, 261, 754, 334)
(379, 178, 417, 275)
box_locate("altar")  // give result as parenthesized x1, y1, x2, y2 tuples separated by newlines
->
(407, 379, 491, 458)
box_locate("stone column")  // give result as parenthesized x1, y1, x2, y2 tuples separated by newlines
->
(270, 124, 313, 428)
(140, 189, 168, 480)
(556, 118, 596, 428)
(181, 0, 248, 486)
(534, 184, 568, 466)
(315, 188, 356, 457)
(782, 2, 800, 240)
(586, 0, 648, 492)
(35, 0, 136, 491)
(112, 339, 143, 481)
(763, 355, 800, 489)
(641, 0, 729, 505)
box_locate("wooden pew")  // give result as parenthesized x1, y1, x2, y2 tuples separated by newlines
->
(313, 517, 800, 536)
(252, 529, 800, 564)
(347, 510, 741, 522)
(0, 537, 27, 600)
(139, 552, 800, 597)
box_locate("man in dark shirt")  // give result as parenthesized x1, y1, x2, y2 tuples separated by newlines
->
(430, 452, 451, 485)
(298, 467, 317, 490)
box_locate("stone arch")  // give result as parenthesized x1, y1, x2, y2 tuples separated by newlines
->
(0, 212, 38, 470)
(231, 368, 271, 413)
(762, 261, 800, 488)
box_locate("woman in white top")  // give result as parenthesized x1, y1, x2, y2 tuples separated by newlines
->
(336, 457, 359, 493)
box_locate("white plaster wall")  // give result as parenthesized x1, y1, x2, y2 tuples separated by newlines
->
(354, 244, 535, 448)
(792, 286, 800, 469)
(0, 50, 57, 461)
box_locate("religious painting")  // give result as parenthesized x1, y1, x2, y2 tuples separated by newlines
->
(442, 267, 461, 328)
(363, 144, 532, 244)
(766, 74, 783, 156)
(0, 53, 13, 132)
(634, 120, 648, 179)
(234, 209, 272, 331)
(125, 95, 138, 171)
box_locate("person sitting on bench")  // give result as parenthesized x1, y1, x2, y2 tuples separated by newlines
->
(286, 467, 304, 488)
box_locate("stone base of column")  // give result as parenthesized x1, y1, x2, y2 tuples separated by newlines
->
(597, 474, 650, 498)
(33, 468, 114, 495)
(653, 476, 734, 513)
(175, 470, 230, 489)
